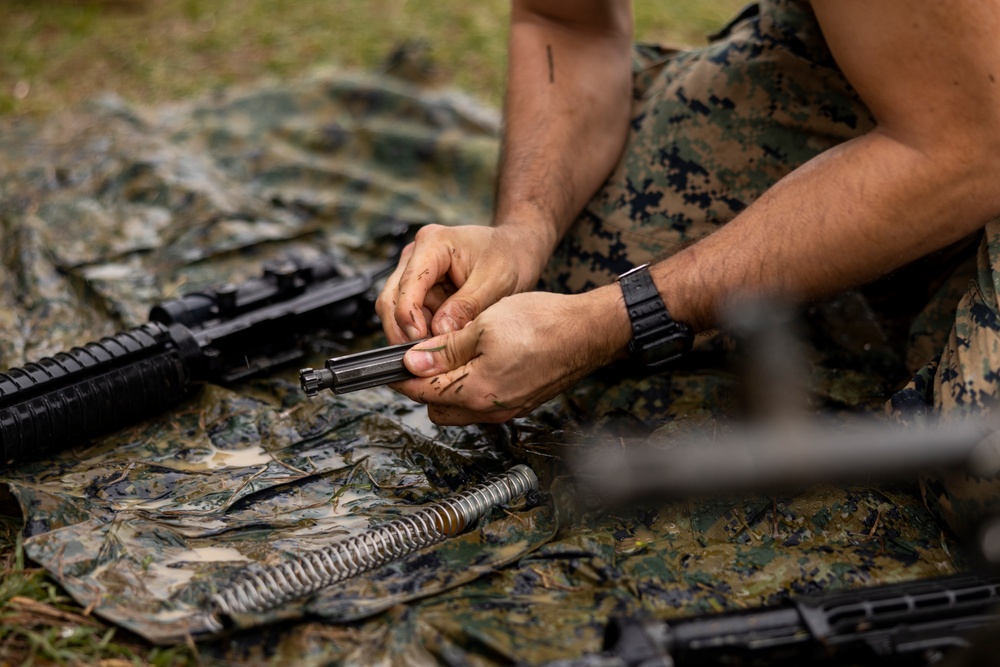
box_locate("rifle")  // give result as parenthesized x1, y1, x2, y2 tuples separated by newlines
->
(557, 573, 1000, 667)
(0, 235, 407, 471)
(576, 418, 1000, 503)
(565, 413, 1000, 666)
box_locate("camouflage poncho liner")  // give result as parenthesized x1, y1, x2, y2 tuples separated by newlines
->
(0, 6, 983, 665)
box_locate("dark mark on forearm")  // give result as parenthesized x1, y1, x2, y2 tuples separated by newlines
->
(546, 44, 554, 84)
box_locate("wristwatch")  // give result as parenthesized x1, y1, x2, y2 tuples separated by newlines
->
(617, 263, 694, 367)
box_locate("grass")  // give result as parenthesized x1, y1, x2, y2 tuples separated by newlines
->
(0, 1, 746, 664)
(0, 512, 197, 665)
(0, 0, 746, 116)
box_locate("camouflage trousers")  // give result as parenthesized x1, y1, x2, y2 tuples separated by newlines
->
(888, 230, 1000, 536)
(540, 0, 999, 540)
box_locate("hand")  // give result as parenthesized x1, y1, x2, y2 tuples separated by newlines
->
(390, 286, 631, 425)
(375, 223, 553, 344)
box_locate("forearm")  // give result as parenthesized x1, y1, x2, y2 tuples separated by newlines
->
(376, 3, 632, 343)
(495, 0, 633, 271)
(650, 129, 1000, 332)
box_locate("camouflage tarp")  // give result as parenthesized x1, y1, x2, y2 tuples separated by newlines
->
(0, 68, 963, 664)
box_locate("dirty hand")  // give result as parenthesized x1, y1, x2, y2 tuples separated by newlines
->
(375, 223, 551, 344)
(391, 286, 630, 425)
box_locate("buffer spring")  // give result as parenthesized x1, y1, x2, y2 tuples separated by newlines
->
(206, 464, 538, 625)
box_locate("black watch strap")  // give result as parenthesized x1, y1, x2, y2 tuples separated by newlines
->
(618, 263, 694, 367)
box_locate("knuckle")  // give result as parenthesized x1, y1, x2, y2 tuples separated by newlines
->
(414, 224, 443, 243)
(374, 291, 390, 314)
(440, 342, 463, 368)
(398, 266, 414, 287)
(450, 297, 481, 322)
(500, 272, 519, 295)
(435, 340, 458, 368)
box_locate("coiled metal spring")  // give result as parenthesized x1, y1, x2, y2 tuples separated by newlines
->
(207, 464, 538, 622)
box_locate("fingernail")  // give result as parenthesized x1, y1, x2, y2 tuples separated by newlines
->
(438, 316, 458, 334)
(406, 350, 436, 375)
(404, 325, 421, 341)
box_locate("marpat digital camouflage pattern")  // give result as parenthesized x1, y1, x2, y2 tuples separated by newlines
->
(0, 1, 993, 663)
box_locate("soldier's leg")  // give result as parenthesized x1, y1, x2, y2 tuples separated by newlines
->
(900, 221, 1000, 537)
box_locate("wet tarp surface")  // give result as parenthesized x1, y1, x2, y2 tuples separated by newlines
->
(0, 72, 961, 664)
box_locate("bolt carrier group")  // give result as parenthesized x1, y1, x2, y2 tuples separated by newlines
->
(300, 340, 423, 394)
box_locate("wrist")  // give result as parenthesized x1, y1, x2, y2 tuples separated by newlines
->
(575, 284, 633, 366)
(618, 263, 694, 366)
(493, 213, 560, 284)
(646, 253, 711, 333)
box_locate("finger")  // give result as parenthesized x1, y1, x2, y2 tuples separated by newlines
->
(375, 243, 414, 344)
(414, 283, 454, 335)
(395, 225, 460, 340)
(387, 376, 434, 405)
(426, 403, 517, 426)
(423, 281, 455, 314)
(389, 373, 475, 409)
(432, 267, 514, 334)
(390, 376, 518, 425)
(403, 323, 480, 378)
(386, 266, 452, 343)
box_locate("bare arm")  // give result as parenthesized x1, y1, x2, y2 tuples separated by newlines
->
(495, 0, 634, 263)
(375, 0, 633, 343)
(647, 0, 1000, 332)
(395, 0, 1000, 426)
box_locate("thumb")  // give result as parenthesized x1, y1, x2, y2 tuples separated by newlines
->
(432, 279, 501, 334)
(403, 325, 478, 377)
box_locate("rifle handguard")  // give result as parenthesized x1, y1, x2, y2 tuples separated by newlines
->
(300, 340, 422, 395)
(0, 323, 201, 469)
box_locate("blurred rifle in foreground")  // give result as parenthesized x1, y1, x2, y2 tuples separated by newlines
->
(578, 417, 1000, 508)
(0, 230, 409, 471)
(559, 572, 1000, 667)
(566, 417, 1000, 666)
(564, 297, 1000, 666)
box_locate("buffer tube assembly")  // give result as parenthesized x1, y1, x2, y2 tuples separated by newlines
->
(300, 340, 421, 394)
(205, 464, 539, 629)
